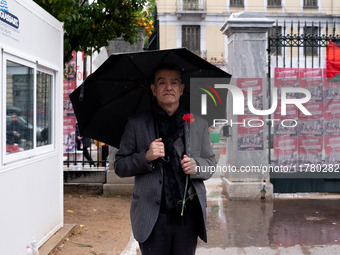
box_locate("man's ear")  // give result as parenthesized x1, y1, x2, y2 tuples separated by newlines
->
(150, 84, 156, 96)
(180, 84, 185, 95)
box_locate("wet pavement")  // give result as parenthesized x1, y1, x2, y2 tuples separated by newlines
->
(123, 178, 340, 255)
(196, 178, 340, 254)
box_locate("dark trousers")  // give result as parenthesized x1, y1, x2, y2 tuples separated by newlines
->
(76, 139, 95, 166)
(102, 145, 109, 162)
(83, 147, 95, 165)
(139, 212, 198, 255)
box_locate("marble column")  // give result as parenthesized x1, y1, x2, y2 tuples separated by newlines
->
(220, 12, 274, 200)
(103, 147, 135, 195)
(102, 35, 144, 196)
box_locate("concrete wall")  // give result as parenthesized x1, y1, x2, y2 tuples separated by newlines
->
(207, 0, 227, 13)
(206, 25, 225, 62)
(157, 0, 177, 13)
(159, 24, 177, 49)
(247, 0, 265, 12)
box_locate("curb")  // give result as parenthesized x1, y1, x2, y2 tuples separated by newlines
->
(38, 224, 76, 255)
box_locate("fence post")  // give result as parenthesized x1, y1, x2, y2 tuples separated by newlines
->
(221, 12, 274, 200)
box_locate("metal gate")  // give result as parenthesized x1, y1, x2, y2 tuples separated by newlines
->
(268, 21, 340, 193)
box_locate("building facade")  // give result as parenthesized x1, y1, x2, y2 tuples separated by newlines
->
(157, 0, 340, 72)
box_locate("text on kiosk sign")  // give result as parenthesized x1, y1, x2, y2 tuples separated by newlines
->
(0, 10, 19, 29)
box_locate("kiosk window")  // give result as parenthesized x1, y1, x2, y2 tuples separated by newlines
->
(36, 71, 52, 147)
(6, 60, 34, 154)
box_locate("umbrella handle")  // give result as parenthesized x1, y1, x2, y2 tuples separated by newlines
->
(158, 155, 171, 164)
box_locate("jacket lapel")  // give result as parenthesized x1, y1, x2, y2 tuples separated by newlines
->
(183, 121, 189, 156)
(173, 128, 185, 158)
(146, 111, 164, 176)
(146, 112, 156, 142)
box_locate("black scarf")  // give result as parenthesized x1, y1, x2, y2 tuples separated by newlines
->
(153, 101, 188, 215)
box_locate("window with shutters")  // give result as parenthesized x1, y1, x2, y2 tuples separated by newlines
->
(230, 0, 244, 7)
(268, 0, 281, 7)
(304, 0, 317, 8)
(182, 26, 200, 55)
(269, 26, 282, 55)
(304, 26, 318, 56)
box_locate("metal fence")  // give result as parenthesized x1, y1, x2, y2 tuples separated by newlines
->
(63, 139, 109, 169)
(268, 20, 340, 71)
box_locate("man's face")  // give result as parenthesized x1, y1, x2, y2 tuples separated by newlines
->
(151, 69, 184, 108)
(11, 114, 18, 122)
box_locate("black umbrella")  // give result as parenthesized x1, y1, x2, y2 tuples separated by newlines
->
(70, 48, 231, 148)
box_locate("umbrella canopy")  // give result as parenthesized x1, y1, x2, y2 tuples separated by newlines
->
(70, 48, 231, 148)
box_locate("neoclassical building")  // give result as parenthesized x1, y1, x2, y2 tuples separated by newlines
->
(157, 0, 340, 71)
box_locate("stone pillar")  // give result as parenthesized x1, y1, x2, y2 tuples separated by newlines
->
(103, 147, 134, 195)
(220, 12, 274, 200)
(103, 36, 144, 196)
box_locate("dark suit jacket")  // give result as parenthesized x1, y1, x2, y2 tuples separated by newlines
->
(75, 123, 91, 148)
(6, 121, 23, 144)
(114, 111, 216, 243)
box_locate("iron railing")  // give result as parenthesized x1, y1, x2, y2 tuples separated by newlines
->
(63, 139, 109, 169)
(268, 20, 340, 69)
(176, 0, 206, 11)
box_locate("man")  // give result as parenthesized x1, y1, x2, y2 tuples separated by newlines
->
(6, 113, 23, 145)
(76, 123, 96, 167)
(114, 64, 216, 255)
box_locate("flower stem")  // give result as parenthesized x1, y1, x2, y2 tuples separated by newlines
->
(181, 175, 189, 216)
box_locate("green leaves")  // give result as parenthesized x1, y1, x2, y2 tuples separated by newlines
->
(33, 0, 150, 63)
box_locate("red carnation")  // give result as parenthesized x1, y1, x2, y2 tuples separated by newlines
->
(183, 113, 195, 124)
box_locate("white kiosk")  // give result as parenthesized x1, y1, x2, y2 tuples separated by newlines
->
(0, 0, 63, 253)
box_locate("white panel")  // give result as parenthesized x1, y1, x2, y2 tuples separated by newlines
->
(0, 0, 63, 254)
